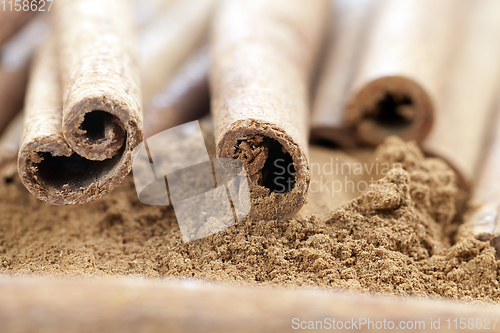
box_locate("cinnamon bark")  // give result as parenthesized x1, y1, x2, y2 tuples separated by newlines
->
(458, 97, 500, 254)
(210, 0, 328, 220)
(18, 38, 121, 204)
(2, 276, 500, 333)
(313, 0, 461, 147)
(312, 0, 377, 148)
(55, 0, 142, 162)
(18, 0, 142, 205)
(0, 16, 47, 135)
(422, 0, 500, 189)
(18, 0, 213, 204)
(0, 111, 23, 168)
(139, 0, 214, 102)
(0, 9, 36, 47)
(143, 48, 209, 138)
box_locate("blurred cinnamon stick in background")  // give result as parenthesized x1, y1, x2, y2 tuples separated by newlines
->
(19, 0, 142, 205)
(313, 0, 461, 147)
(0, 17, 46, 135)
(0, 8, 36, 47)
(312, 0, 376, 147)
(210, 0, 328, 220)
(422, 0, 500, 189)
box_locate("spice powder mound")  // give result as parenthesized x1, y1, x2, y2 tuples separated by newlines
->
(0, 136, 498, 303)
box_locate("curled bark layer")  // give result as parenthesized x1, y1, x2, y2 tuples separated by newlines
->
(0, 17, 46, 135)
(18, 0, 142, 205)
(210, 0, 328, 220)
(313, 0, 461, 147)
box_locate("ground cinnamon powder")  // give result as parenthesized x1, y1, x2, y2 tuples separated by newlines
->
(0, 137, 498, 303)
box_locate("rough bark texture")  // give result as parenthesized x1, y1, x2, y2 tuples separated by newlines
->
(210, 0, 328, 220)
(18, 38, 129, 205)
(422, 0, 500, 189)
(1, 277, 500, 333)
(139, 0, 213, 102)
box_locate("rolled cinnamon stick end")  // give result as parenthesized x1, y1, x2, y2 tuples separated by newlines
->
(311, 0, 377, 148)
(54, 0, 142, 162)
(2, 276, 500, 333)
(345, 76, 434, 146)
(313, 0, 461, 147)
(143, 49, 210, 139)
(211, 0, 328, 220)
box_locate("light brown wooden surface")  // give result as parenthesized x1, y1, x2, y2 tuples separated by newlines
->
(1, 276, 500, 333)
(211, 0, 328, 220)
(0, 111, 23, 167)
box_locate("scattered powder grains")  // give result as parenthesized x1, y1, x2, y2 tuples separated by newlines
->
(0, 137, 499, 303)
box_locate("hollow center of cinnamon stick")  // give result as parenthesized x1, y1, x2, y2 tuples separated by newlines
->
(368, 93, 415, 127)
(35, 149, 123, 189)
(79, 111, 125, 145)
(234, 136, 295, 193)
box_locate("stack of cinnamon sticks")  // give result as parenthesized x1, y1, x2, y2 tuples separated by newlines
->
(1, 0, 500, 247)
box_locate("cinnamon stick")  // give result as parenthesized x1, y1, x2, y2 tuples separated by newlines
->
(312, 0, 377, 148)
(0, 111, 23, 168)
(2, 276, 500, 333)
(458, 98, 500, 254)
(18, 0, 214, 204)
(0, 9, 36, 47)
(18, 0, 142, 205)
(313, 0, 461, 147)
(55, 0, 142, 162)
(422, 0, 500, 189)
(210, 0, 328, 220)
(143, 48, 209, 138)
(0, 16, 47, 135)
(139, 0, 214, 102)
(133, 0, 178, 29)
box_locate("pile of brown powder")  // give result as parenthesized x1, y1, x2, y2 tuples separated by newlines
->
(0, 137, 499, 303)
